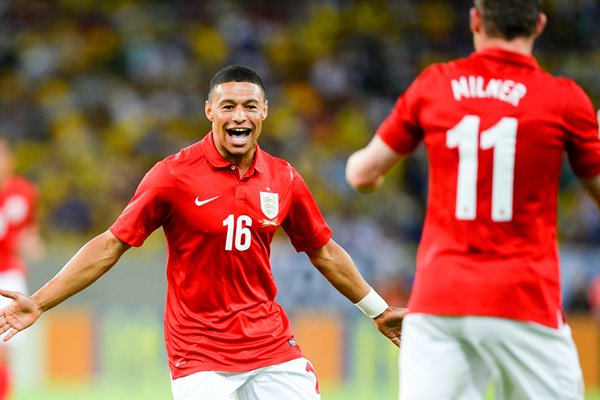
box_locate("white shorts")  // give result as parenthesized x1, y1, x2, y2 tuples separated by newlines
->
(399, 314, 584, 400)
(0, 270, 27, 347)
(171, 357, 320, 400)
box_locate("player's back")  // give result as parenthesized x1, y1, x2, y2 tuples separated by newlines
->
(403, 47, 600, 326)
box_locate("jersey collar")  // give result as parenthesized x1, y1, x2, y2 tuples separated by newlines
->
(200, 132, 265, 175)
(475, 47, 540, 71)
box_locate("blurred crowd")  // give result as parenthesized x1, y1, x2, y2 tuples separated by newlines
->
(0, 0, 599, 311)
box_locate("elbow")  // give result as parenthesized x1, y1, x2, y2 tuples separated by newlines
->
(345, 151, 384, 193)
(345, 168, 382, 193)
(350, 180, 381, 193)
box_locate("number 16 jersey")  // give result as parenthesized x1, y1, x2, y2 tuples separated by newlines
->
(377, 47, 600, 328)
(110, 132, 332, 379)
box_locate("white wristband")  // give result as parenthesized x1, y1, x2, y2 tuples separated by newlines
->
(354, 288, 388, 318)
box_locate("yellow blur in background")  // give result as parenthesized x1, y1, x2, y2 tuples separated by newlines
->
(1, 1, 600, 399)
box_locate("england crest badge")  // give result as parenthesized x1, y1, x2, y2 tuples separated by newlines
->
(260, 191, 279, 220)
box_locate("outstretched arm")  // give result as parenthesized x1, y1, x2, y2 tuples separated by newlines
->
(305, 239, 407, 347)
(0, 230, 130, 341)
(346, 135, 404, 193)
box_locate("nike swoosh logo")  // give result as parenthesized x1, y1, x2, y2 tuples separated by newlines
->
(195, 196, 220, 207)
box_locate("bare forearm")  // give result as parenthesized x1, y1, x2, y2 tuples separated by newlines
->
(32, 231, 129, 313)
(307, 239, 371, 303)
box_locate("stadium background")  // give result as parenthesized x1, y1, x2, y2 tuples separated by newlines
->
(0, 0, 599, 398)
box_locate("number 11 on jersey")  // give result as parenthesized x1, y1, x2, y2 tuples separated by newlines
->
(446, 115, 517, 222)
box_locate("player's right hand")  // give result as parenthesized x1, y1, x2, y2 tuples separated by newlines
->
(0, 288, 42, 342)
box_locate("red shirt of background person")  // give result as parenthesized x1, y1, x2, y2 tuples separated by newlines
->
(0, 65, 405, 400)
(0, 136, 43, 400)
(346, 0, 600, 399)
(0, 172, 39, 275)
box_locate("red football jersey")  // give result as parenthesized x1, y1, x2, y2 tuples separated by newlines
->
(0, 176, 38, 274)
(110, 132, 332, 378)
(377, 48, 600, 328)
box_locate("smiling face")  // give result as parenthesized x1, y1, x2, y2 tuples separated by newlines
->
(205, 81, 268, 169)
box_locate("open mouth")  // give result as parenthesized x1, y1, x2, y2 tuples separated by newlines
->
(227, 128, 252, 143)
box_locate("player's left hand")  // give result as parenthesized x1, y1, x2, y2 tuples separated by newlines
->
(373, 307, 408, 347)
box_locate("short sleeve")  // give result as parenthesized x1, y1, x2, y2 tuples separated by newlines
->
(563, 80, 600, 179)
(376, 68, 430, 155)
(109, 162, 173, 247)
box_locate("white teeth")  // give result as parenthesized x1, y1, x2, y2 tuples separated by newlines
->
(227, 129, 250, 143)
(228, 128, 250, 133)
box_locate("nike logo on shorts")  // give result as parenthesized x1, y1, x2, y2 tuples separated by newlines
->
(195, 196, 219, 207)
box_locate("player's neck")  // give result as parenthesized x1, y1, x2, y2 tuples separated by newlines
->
(475, 36, 535, 56)
(230, 154, 254, 178)
(236, 164, 251, 178)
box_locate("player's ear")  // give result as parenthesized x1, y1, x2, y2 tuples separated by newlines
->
(469, 7, 482, 35)
(205, 100, 213, 121)
(262, 100, 268, 120)
(534, 12, 547, 38)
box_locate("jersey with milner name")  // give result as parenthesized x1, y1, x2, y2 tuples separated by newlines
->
(377, 47, 600, 328)
(0, 176, 38, 274)
(110, 132, 332, 379)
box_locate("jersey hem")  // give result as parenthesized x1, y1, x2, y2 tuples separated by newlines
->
(406, 309, 562, 330)
(169, 352, 304, 380)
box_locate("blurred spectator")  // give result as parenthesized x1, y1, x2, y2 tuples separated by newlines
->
(0, 135, 44, 400)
